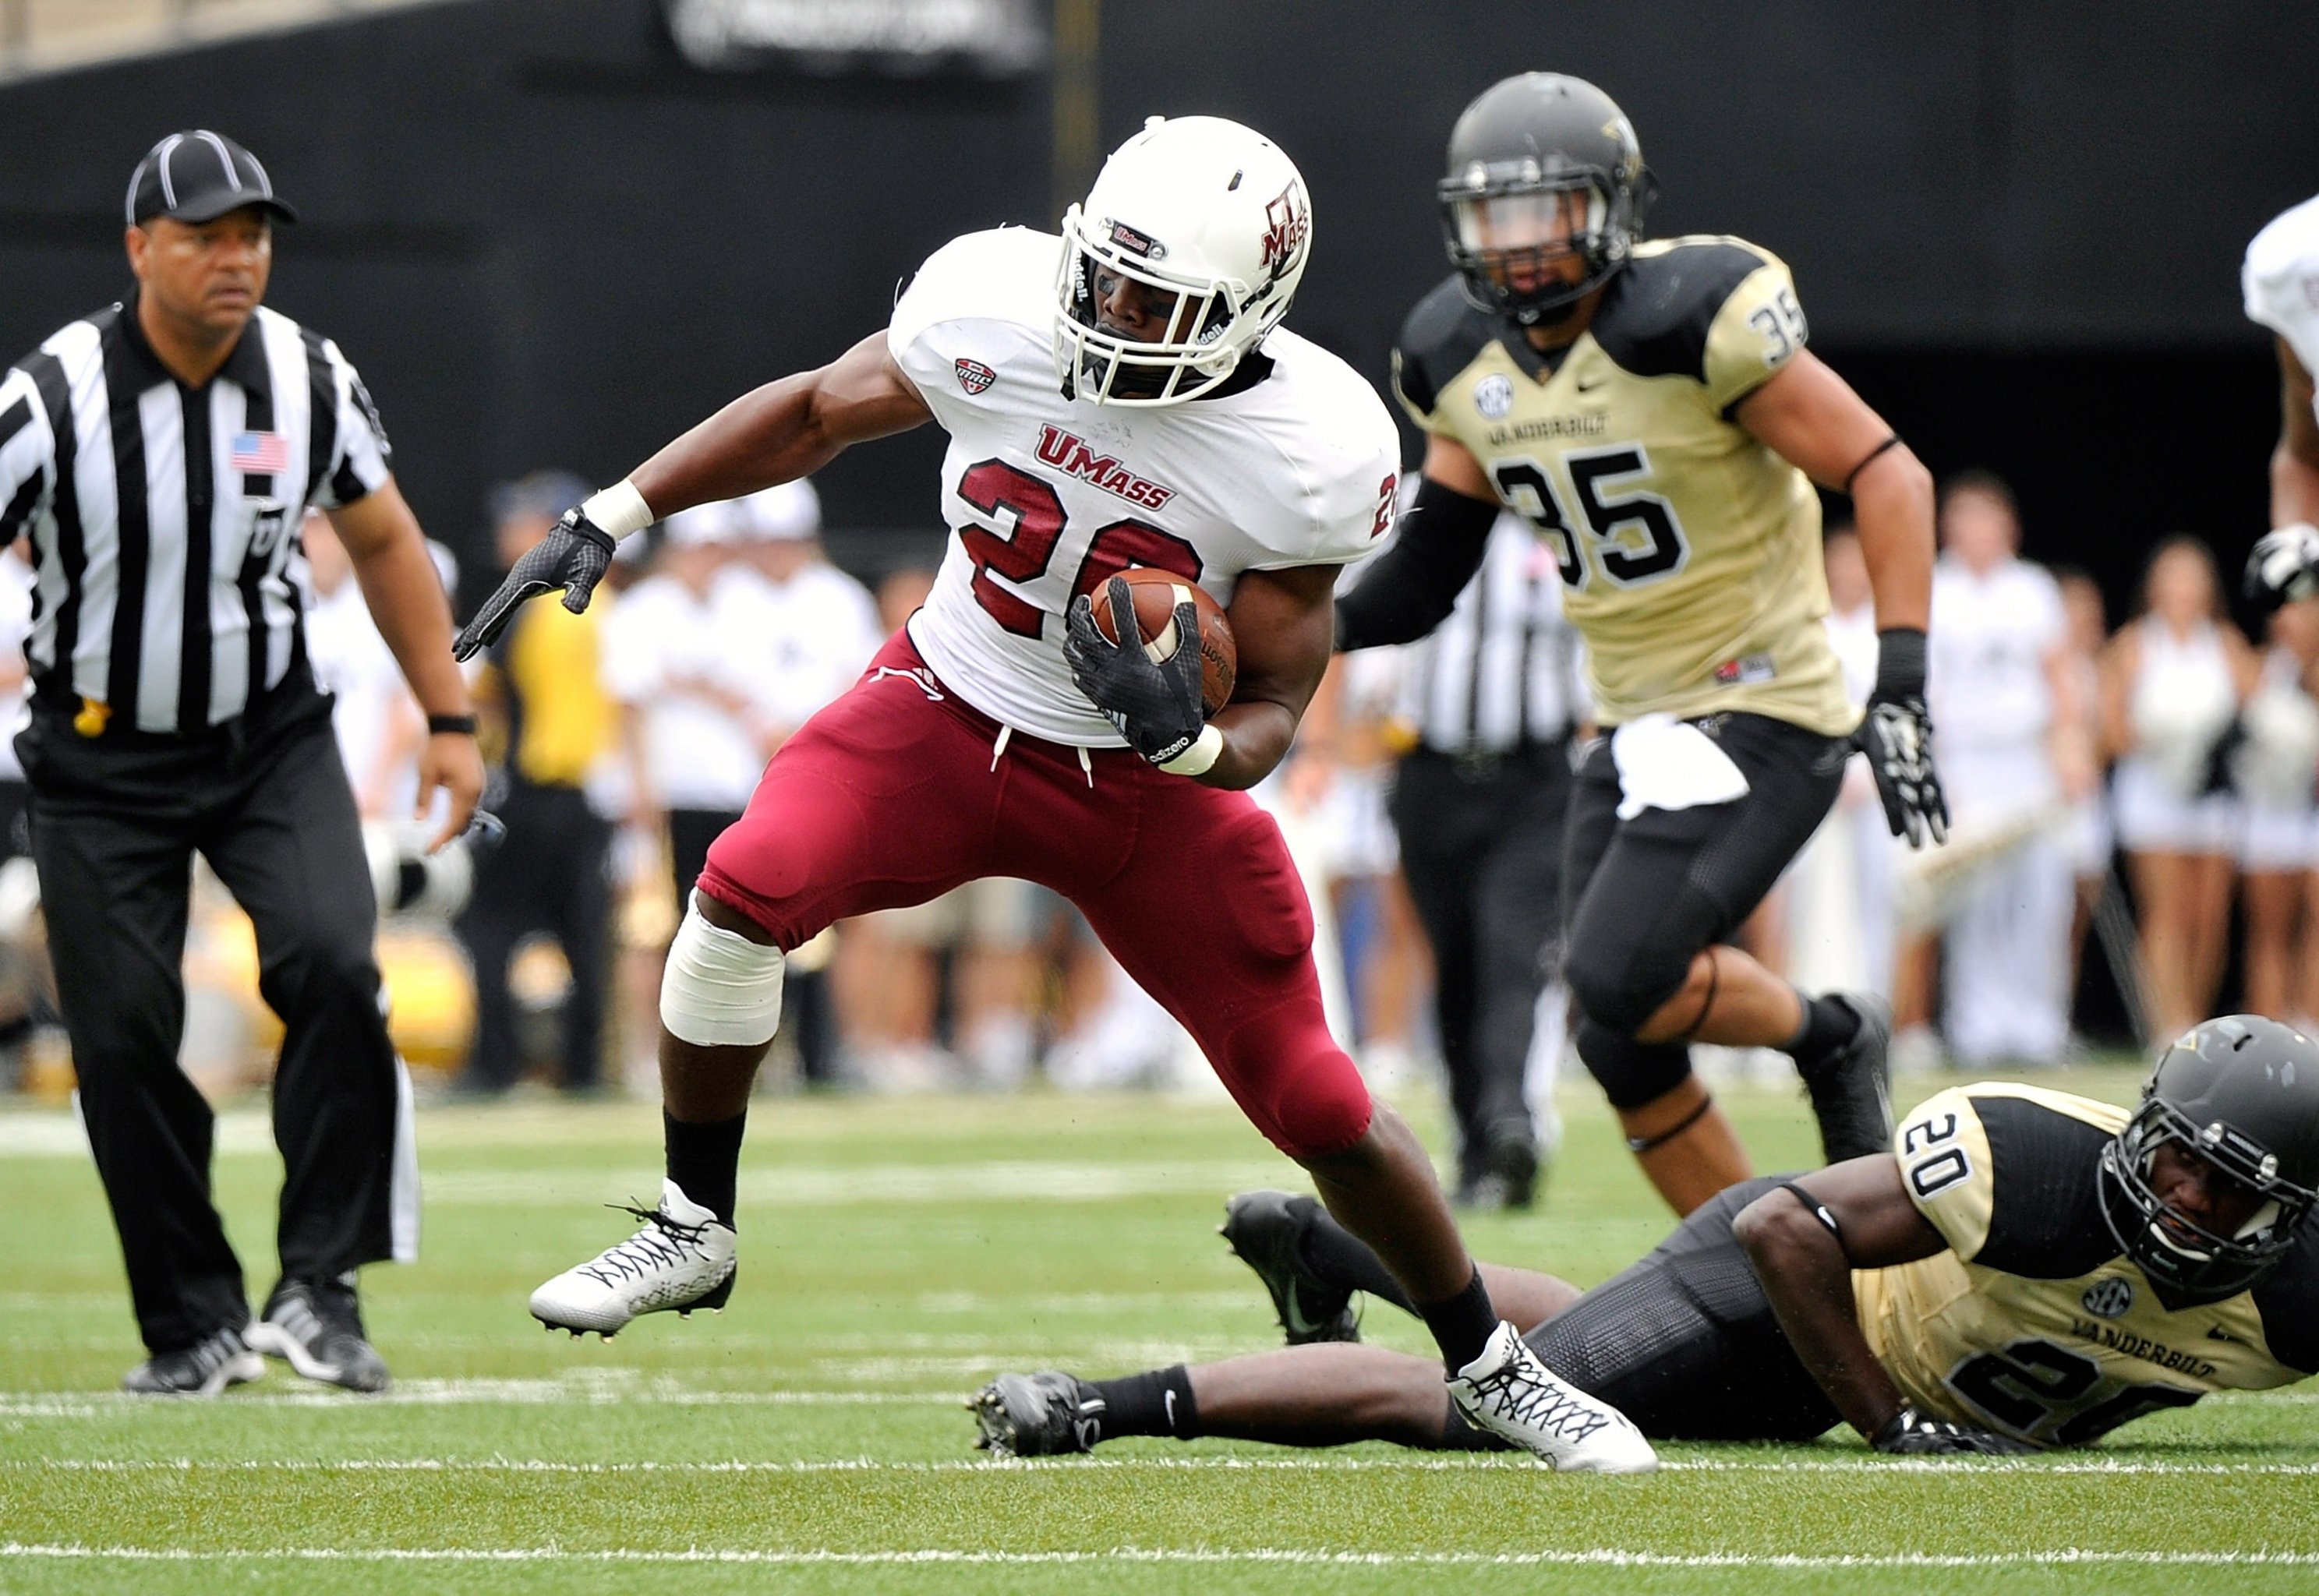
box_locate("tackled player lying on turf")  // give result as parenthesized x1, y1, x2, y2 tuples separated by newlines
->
(974, 1015, 2319, 1458)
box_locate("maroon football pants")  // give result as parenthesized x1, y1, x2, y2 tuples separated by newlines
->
(698, 630, 1373, 1158)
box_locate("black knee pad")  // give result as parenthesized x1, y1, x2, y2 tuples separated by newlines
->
(1575, 1018, 1693, 1111)
(1564, 879, 1723, 1035)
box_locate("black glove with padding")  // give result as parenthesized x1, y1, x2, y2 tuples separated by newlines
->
(452, 507, 617, 662)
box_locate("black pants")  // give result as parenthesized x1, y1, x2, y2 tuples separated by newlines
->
(1518, 1175, 1841, 1441)
(1388, 743, 1570, 1178)
(456, 780, 610, 1091)
(1561, 714, 1848, 1108)
(20, 700, 407, 1355)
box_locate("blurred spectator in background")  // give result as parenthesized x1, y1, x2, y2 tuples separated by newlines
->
(835, 566, 1038, 1089)
(1315, 646, 1433, 1095)
(1923, 472, 2084, 1067)
(2102, 536, 2253, 1043)
(715, 482, 882, 1087)
(603, 499, 765, 919)
(2052, 570, 2116, 1006)
(0, 532, 44, 1080)
(458, 472, 617, 1095)
(1383, 509, 1585, 1209)
(1783, 528, 1893, 1002)
(0, 534, 32, 860)
(2232, 597, 2319, 1028)
(302, 509, 430, 823)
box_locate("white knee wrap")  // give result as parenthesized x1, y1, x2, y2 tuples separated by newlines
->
(659, 902, 786, 1047)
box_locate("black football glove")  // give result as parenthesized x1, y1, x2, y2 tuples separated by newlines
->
(451, 507, 617, 662)
(1063, 577, 1207, 767)
(2244, 523, 2319, 613)
(1854, 627, 1949, 849)
(1871, 1405, 2036, 1457)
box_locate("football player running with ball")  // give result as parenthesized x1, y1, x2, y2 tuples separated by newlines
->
(454, 115, 1653, 1473)
(976, 1015, 2319, 1459)
(1334, 74, 1943, 1216)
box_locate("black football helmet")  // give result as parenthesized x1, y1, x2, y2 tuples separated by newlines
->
(1437, 73, 1654, 324)
(2099, 1015, 2319, 1306)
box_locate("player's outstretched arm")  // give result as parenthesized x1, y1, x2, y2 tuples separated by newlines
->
(1739, 353, 1948, 846)
(2247, 341, 2319, 612)
(453, 331, 932, 660)
(1734, 1158, 2024, 1453)
(2274, 339, 2319, 530)
(1331, 436, 1499, 652)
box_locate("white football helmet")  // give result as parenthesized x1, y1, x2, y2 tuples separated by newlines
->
(1055, 115, 1313, 406)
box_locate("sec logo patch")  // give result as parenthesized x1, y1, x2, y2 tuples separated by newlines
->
(2080, 1278, 2133, 1319)
(955, 358, 997, 396)
(1473, 373, 1515, 419)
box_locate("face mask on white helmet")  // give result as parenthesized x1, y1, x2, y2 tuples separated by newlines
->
(1054, 115, 1313, 407)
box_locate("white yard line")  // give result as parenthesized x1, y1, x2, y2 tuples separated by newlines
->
(9, 1456, 2317, 1476)
(1, 1544, 2313, 1569)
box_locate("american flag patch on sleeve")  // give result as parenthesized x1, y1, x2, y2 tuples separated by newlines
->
(229, 431, 290, 474)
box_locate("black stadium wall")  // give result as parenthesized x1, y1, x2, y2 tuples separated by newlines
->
(2, 0, 2314, 616)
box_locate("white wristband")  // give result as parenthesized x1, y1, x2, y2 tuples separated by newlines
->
(580, 479, 655, 540)
(1158, 724, 1225, 777)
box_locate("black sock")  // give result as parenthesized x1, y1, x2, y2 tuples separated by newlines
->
(1417, 1267, 1498, 1374)
(663, 1109, 747, 1227)
(1296, 1209, 1418, 1314)
(1083, 1365, 1200, 1443)
(1783, 992, 1860, 1072)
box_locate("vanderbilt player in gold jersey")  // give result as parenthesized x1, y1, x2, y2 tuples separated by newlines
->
(973, 1015, 2319, 1458)
(1334, 73, 1946, 1216)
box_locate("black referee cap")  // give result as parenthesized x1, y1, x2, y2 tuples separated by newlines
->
(125, 130, 299, 227)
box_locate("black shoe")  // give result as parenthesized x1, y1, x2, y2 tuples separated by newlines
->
(244, 1273, 391, 1393)
(122, 1326, 265, 1396)
(970, 1371, 1099, 1458)
(1219, 1189, 1360, 1345)
(1797, 991, 1894, 1163)
(1458, 1137, 1540, 1212)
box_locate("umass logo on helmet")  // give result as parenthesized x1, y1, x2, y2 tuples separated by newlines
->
(1258, 182, 1309, 281)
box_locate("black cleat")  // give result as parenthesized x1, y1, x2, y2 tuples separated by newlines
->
(244, 1273, 391, 1393)
(122, 1326, 265, 1396)
(1219, 1189, 1359, 1345)
(1456, 1137, 1541, 1212)
(1798, 990, 1894, 1164)
(970, 1371, 1099, 1458)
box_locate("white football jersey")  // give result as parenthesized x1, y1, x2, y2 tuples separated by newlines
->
(2246, 194, 2319, 419)
(889, 228, 1400, 746)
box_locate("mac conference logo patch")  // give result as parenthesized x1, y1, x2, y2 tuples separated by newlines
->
(2080, 1278, 2134, 1319)
(1472, 373, 1515, 419)
(954, 358, 997, 396)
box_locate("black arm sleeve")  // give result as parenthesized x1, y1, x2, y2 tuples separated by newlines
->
(1332, 475, 1501, 651)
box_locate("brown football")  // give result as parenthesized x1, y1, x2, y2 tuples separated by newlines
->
(1089, 567, 1237, 717)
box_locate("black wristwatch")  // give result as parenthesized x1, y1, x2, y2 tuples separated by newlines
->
(427, 714, 479, 736)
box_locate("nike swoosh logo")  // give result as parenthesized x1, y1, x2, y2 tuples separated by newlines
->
(2208, 1326, 2247, 1345)
(1575, 374, 1606, 392)
(1165, 1389, 1177, 1428)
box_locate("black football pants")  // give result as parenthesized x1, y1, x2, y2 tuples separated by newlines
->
(1388, 742, 1571, 1180)
(23, 705, 408, 1356)
(456, 779, 610, 1091)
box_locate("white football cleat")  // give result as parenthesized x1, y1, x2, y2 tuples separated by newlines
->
(1448, 1322, 1659, 1474)
(528, 1179, 737, 1337)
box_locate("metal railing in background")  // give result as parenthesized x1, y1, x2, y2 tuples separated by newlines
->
(0, 0, 454, 83)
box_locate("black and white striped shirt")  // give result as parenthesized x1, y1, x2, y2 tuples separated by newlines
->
(1398, 512, 1588, 755)
(0, 292, 391, 735)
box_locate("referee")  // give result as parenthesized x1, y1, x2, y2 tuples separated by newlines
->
(0, 132, 482, 1394)
(1352, 509, 1585, 1209)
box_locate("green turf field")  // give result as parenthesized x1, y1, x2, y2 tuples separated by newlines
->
(2, 1068, 2313, 1595)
